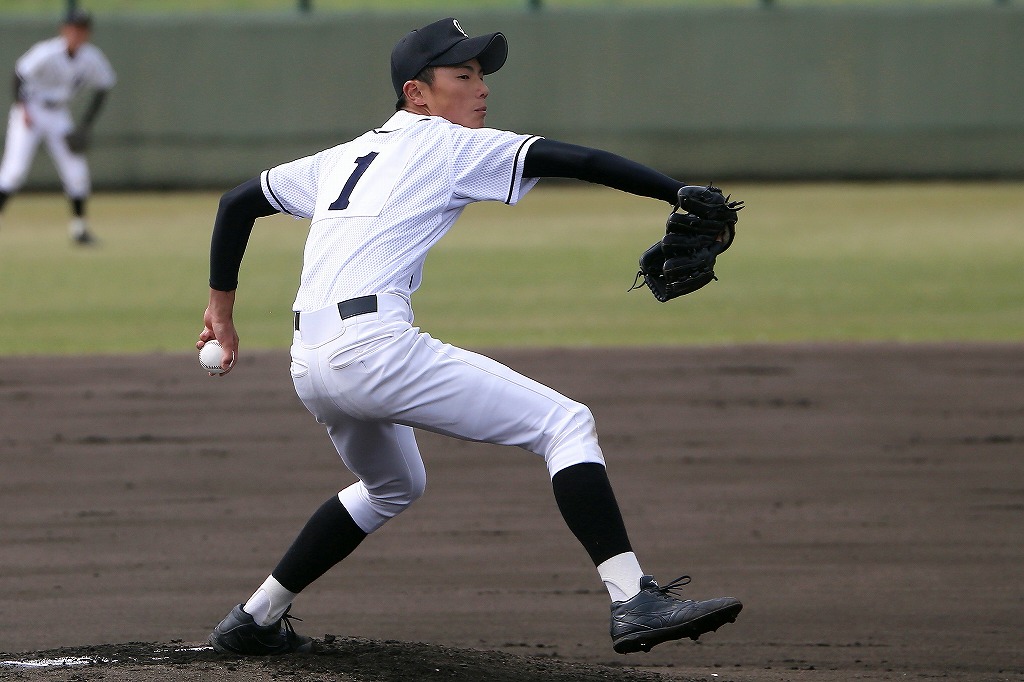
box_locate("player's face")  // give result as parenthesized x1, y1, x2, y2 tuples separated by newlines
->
(417, 60, 490, 129)
(60, 25, 91, 53)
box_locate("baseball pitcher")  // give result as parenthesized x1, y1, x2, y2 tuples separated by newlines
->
(200, 17, 742, 656)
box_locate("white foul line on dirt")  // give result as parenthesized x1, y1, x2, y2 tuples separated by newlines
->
(0, 656, 113, 668)
(0, 646, 213, 668)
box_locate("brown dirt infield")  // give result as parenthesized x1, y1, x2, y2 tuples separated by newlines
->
(0, 344, 1020, 682)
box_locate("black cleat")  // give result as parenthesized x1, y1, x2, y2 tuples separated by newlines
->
(69, 218, 96, 245)
(208, 604, 313, 655)
(610, 575, 741, 654)
(72, 230, 95, 245)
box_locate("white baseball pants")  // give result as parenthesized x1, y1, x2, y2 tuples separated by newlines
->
(289, 293, 606, 533)
(0, 103, 90, 197)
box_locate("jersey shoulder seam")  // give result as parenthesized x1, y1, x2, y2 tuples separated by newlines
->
(261, 169, 293, 216)
(506, 135, 542, 205)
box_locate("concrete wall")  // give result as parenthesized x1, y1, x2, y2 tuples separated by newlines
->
(1, 6, 1021, 189)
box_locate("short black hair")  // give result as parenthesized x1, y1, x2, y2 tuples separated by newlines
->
(63, 8, 93, 29)
(394, 66, 436, 111)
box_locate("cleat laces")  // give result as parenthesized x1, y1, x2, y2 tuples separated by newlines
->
(279, 610, 303, 637)
(650, 575, 693, 601)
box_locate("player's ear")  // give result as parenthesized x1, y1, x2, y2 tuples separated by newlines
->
(403, 80, 428, 107)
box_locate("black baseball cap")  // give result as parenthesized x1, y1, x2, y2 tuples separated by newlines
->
(63, 8, 93, 29)
(390, 17, 508, 97)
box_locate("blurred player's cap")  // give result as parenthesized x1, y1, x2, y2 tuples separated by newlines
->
(63, 8, 93, 28)
(391, 17, 508, 97)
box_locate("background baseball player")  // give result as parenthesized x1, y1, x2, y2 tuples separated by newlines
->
(0, 9, 116, 245)
(200, 17, 742, 656)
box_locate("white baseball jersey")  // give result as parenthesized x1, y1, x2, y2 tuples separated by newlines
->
(273, 110, 603, 534)
(16, 36, 116, 106)
(260, 110, 541, 312)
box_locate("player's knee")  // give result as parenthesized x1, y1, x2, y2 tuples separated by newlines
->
(63, 178, 90, 198)
(544, 401, 605, 476)
(564, 401, 598, 441)
(366, 469, 427, 520)
(0, 168, 29, 191)
(391, 468, 427, 508)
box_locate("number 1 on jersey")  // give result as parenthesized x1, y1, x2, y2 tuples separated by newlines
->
(329, 152, 379, 211)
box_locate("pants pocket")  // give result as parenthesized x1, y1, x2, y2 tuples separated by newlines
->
(328, 334, 394, 370)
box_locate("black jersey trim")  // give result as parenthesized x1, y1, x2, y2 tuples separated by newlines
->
(506, 135, 541, 205)
(261, 169, 293, 216)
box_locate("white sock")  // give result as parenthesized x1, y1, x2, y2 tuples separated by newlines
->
(242, 575, 298, 626)
(597, 551, 644, 602)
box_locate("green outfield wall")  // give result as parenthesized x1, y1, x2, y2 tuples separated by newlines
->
(1, 6, 1022, 188)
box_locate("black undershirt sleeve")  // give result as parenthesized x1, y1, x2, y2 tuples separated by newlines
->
(80, 89, 108, 128)
(209, 176, 279, 291)
(523, 138, 683, 205)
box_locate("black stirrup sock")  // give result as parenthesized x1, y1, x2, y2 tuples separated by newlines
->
(272, 494, 368, 593)
(551, 462, 633, 566)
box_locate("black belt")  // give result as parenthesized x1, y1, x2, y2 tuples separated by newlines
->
(39, 100, 65, 109)
(293, 295, 377, 330)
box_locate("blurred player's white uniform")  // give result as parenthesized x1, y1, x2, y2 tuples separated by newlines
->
(0, 29, 116, 240)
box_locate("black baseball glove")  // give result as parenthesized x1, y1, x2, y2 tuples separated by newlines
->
(630, 184, 743, 302)
(65, 127, 90, 154)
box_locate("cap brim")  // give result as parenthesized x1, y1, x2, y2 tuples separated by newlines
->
(428, 32, 508, 75)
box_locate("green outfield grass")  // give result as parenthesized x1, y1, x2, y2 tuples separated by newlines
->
(0, 182, 1021, 356)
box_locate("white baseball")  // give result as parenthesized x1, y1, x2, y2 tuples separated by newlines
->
(199, 339, 226, 374)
